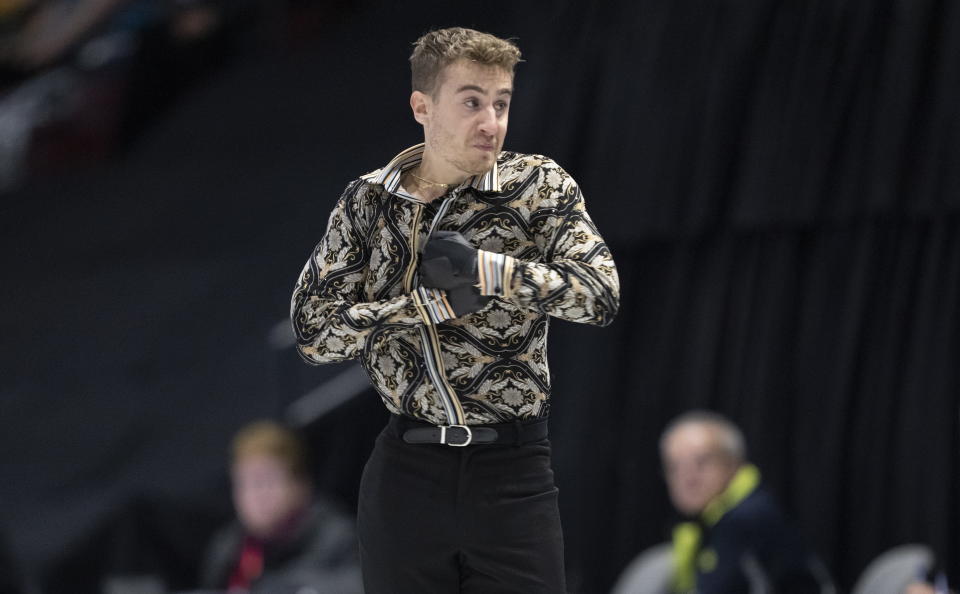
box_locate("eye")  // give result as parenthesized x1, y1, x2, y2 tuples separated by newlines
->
(495, 101, 509, 112)
(464, 98, 479, 109)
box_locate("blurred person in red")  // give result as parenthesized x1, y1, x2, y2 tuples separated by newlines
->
(199, 420, 362, 594)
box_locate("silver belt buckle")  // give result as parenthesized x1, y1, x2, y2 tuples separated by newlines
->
(440, 424, 472, 446)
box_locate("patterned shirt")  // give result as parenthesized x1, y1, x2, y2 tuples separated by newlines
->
(291, 144, 620, 425)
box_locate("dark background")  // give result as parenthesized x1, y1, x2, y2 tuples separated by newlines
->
(1, 0, 958, 592)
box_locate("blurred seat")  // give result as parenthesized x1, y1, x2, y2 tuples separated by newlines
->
(610, 543, 836, 594)
(739, 552, 838, 594)
(608, 543, 780, 594)
(807, 555, 838, 594)
(610, 543, 672, 594)
(850, 544, 934, 594)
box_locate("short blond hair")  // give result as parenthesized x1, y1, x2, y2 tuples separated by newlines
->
(231, 420, 309, 480)
(410, 27, 522, 96)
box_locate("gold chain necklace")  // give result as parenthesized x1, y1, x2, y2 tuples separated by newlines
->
(409, 170, 450, 188)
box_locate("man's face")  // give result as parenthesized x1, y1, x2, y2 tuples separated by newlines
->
(661, 423, 740, 516)
(414, 59, 513, 178)
(232, 454, 308, 538)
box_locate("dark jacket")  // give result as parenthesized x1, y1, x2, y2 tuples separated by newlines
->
(694, 486, 821, 594)
(200, 501, 362, 594)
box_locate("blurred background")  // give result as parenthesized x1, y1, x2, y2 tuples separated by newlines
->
(1, 0, 958, 592)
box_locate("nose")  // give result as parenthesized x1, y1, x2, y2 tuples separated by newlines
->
(477, 106, 498, 137)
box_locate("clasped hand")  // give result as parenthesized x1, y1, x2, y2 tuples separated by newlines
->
(419, 231, 490, 316)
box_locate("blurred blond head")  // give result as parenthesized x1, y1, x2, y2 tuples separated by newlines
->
(230, 420, 311, 538)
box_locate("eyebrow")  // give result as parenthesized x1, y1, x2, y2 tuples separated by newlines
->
(455, 84, 513, 96)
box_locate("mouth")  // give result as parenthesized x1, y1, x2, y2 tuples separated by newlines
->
(473, 140, 496, 152)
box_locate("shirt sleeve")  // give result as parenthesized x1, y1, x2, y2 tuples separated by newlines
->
(483, 163, 620, 327)
(290, 181, 455, 365)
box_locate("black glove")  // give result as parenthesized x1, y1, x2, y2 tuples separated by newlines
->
(445, 285, 491, 317)
(419, 231, 479, 290)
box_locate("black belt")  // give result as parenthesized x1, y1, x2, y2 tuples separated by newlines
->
(388, 414, 549, 447)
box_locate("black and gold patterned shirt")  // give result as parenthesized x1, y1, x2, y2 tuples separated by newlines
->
(291, 144, 619, 425)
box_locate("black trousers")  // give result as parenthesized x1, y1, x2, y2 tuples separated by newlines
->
(357, 419, 567, 594)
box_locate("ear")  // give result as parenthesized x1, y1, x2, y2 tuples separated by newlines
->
(410, 90, 430, 126)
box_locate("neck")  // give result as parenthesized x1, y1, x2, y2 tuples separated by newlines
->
(405, 170, 448, 202)
(417, 151, 470, 188)
(405, 154, 467, 202)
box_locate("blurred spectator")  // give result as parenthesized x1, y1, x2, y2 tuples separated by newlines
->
(199, 420, 362, 594)
(0, 0, 242, 191)
(659, 410, 822, 593)
(0, 0, 146, 71)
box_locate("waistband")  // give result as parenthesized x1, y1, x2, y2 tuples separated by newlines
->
(386, 414, 549, 447)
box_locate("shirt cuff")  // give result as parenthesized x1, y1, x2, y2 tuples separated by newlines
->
(412, 287, 456, 325)
(476, 250, 516, 297)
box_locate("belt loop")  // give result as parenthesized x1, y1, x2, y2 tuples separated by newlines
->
(513, 419, 523, 447)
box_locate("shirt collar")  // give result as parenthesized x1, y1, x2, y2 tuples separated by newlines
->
(361, 143, 501, 194)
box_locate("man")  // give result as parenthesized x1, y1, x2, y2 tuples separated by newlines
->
(660, 411, 822, 593)
(200, 420, 362, 593)
(290, 27, 619, 593)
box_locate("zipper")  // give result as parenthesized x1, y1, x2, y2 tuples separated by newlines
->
(405, 192, 466, 425)
(403, 203, 424, 292)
